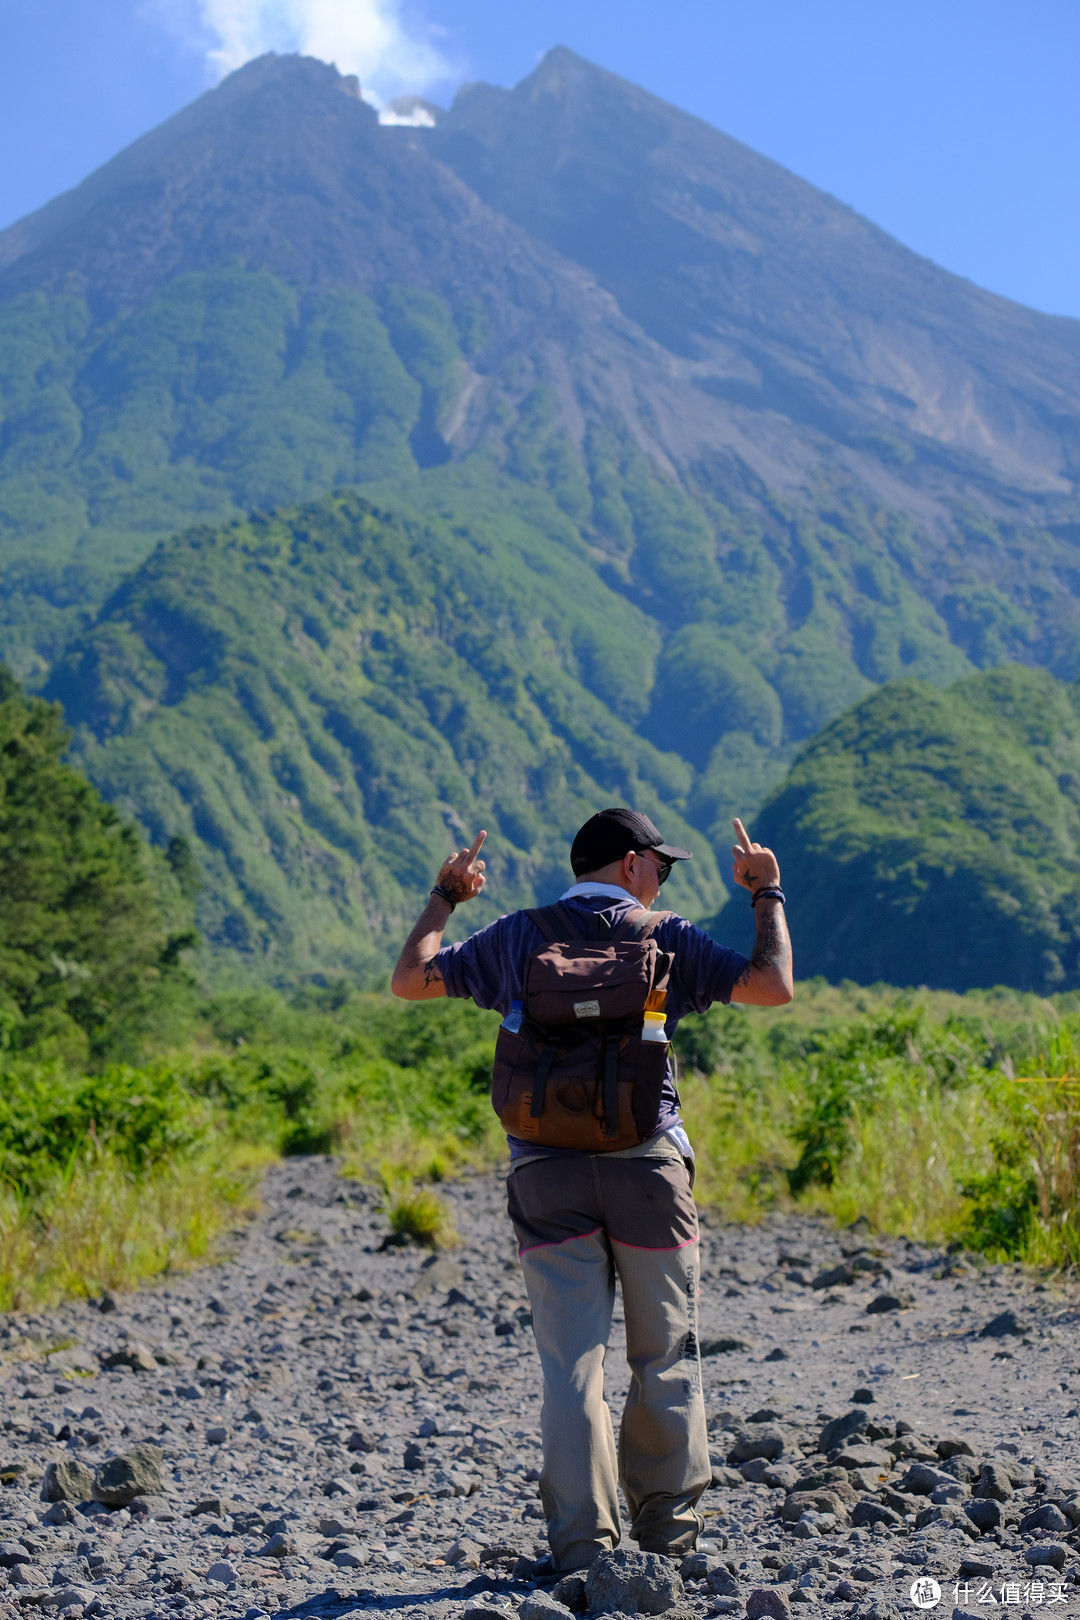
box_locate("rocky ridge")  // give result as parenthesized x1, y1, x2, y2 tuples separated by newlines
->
(0, 1158, 1078, 1620)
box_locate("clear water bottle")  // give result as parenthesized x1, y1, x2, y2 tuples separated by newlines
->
(501, 1000, 525, 1034)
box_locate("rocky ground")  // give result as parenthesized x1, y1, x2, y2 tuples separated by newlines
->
(1, 1158, 1079, 1620)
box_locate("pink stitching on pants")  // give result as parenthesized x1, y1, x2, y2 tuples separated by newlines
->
(609, 1236, 700, 1252)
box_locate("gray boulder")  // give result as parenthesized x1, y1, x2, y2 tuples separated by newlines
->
(973, 1462, 1013, 1501)
(831, 1443, 892, 1472)
(729, 1423, 787, 1462)
(42, 1585, 96, 1611)
(519, 1594, 574, 1620)
(92, 1443, 164, 1506)
(781, 1487, 851, 1523)
(128, 1494, 174, 1519)
(40, 1502, 78, 1527)
(1018, 1503, 1071, 1535)
(886, 1434, 938, 1463)
(46, 1347, 99, 1376)
(585, 1549, 684, 1616)
(259, 1532, 295, 1558)
(551, 1573, 587, 1612)
(346, 1428, 378, 1452)
(936, 1438, 976, 1459)
(941, 1454, 981, 1484)
(746, 1590, 792, 1620)
(819, 1410, 868, 1454)
(101, 1341, 160, 1372)
(41, 1459, 94, 1504)
(704, 1566, 741, 1598)
(914, 1503, 977, 1538)
(965, 1498, 1007, 1533)
(793, 1510, 836, 1538)
(812, 1264, 855, 1290)
(739, 1456, 798, 1486)
(850, 1500, 902, 1528)
(413, 1254, 467, 1295)
(899, 1463, 960, 1495)
(979, 1311, 1029, 1339)
(680, 1553, 728, 1581)
(445, 1538, 482, 1569)
(205, 1559, 238, 1585)
(1023, 1543, 1067, 1571)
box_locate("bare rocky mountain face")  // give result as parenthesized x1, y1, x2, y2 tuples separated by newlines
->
(434, 47, 1080, 500)
(3, 46, 1078, 637)
(7, 48, 1078, 504)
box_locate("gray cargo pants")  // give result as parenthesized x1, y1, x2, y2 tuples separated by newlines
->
(506, 1134, 710, 1572)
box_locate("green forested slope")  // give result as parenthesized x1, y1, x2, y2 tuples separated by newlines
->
(2, 50, 1079, 987)
(48, 489, 724, 979)
(0, 669, 194, 1060)
(745, 664, 1080, 992)
(0, 271, 460, 670)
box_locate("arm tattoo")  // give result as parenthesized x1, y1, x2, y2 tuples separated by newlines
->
(400, 944, 443, 984)
(738, 901, 789, 987)
(394, 896, 451, 991)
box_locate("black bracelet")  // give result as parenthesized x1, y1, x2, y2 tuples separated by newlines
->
(751, 885, 786, 907)
(430, 884, 457, 910)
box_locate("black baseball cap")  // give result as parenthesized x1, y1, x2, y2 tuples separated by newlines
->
(570, 808, 693, 877)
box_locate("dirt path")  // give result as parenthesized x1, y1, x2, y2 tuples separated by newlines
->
(1, 1159, 1078, 1620)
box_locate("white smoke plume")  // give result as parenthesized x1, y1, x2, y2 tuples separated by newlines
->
(154, 0, 455, 103)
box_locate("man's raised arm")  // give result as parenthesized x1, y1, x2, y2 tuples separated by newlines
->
(727, 816, 793, 1007)
(390, 831, 487, 1001)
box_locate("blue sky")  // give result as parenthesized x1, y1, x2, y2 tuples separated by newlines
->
(2, 0, 1078, 319)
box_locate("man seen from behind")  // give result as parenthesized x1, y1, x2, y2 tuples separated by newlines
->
(392, 808, 792, 1575)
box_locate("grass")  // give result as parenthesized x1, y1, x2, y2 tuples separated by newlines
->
(4, 976, 1080, 1312)
(0, 1147, 265, 1312)
(381, 1178, 460, 1249)
(0, 990, 501, 1308)
(678, 978, 1080, 1267)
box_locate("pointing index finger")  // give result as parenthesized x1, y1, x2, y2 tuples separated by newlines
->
(732, 817, 753, 854)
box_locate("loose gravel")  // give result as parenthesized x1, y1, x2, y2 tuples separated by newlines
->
(1, 1156, 1079, 1620)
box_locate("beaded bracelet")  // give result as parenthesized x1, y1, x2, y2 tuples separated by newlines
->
(751, 884, 786, 908)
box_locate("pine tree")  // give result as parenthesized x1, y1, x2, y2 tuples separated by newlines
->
(0, 667, 196, 1061)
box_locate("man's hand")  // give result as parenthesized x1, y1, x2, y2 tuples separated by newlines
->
(731, 816, 781, 895)
(435, 831, 487, 905)
(729, 816, 793, 1007)
(391, 830, 487, 1001)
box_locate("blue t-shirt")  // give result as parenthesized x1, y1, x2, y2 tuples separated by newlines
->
(434, 891, 749, 1158)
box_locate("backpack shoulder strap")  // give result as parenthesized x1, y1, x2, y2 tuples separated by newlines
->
(611, 908, 674, 944)
(525, 903, 585, 944)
